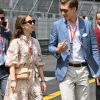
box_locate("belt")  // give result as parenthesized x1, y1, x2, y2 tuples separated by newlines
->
(69, 62, 87, 67)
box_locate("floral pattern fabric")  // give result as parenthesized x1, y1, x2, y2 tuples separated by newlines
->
(4, 35, 45, 100)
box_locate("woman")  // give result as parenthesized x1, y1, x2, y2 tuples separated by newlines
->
(4, 14, 47, 100)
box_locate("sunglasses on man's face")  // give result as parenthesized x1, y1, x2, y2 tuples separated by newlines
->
(24, 19, 35, 25)
(0, 17, 4, 21)
(60, 9, 69, 13)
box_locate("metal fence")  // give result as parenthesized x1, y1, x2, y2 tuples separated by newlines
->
(0, 0, 100, 54)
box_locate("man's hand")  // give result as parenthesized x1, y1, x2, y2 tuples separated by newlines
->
(56, 40, 68, 53)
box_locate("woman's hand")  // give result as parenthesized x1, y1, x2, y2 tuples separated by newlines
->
(11, 80, 17, 92)
(41, 81, 47, 93)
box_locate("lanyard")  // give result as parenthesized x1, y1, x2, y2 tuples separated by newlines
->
(68, 23, 77, 43)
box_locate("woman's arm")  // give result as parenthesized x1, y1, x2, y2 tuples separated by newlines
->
(34, 38, 47, 92)
(10, 65, 16, 81)
(38, 66, 47, 93)
(10, 64, 16, 92)
(38, 65, 45, 82)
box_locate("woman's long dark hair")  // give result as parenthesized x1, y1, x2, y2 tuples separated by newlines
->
(11, 14, 32, 40)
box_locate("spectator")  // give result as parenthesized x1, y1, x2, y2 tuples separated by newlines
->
(93, 11, 100, 100)
(0, 8, 11, 100)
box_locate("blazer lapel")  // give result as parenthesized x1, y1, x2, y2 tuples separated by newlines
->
(78, 17, 86, 40)
(61, 19, 70, 43)
(61, 19, 70, 61)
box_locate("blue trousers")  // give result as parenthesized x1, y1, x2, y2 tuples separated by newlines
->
(0, 75, 8, 100)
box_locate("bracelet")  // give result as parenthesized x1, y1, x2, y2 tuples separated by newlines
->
(11, 80, 16, 82)
(41, 80, 46, 83)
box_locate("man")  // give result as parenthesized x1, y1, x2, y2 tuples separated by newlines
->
(48, 0, 100, 100)
(0, 8, 11, 99)
(93, 12, 100, 100)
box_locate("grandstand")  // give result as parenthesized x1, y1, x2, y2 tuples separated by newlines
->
(0, 0, 100, 54)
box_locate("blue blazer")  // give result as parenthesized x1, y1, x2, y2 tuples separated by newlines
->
(48, 17, 100, 81)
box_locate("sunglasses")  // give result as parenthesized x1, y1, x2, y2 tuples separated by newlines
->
(60, 9, 69, 13)
(24, 19, 35, 25)
(0, 17, 4, 21)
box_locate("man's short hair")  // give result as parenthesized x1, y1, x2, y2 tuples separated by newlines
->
(60, 0, 78, 11)
(60, 0, 70, 3)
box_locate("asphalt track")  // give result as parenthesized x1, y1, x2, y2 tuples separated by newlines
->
(43, 78, 96, 100)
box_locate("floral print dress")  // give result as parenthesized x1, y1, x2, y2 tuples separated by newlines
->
(4, 35, 45, 100)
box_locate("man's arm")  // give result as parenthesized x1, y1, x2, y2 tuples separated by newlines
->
(48, 22, 60, 58)
(48, 22, 67, 58)
(90, 24, 100, 67)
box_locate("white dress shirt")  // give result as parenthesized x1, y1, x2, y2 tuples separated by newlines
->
(68, 18, 85, 64)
